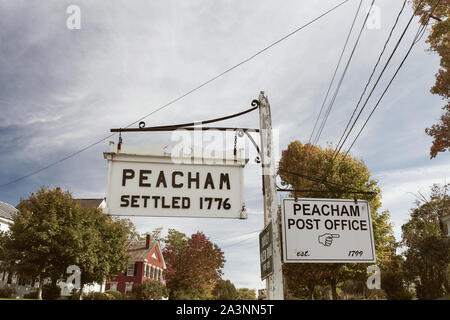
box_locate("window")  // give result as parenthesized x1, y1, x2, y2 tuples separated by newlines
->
(109, 282, 118, 291)
(125, 282, 134, 294)
(126, 263, 135, 276)
(146, 264, 150, 278)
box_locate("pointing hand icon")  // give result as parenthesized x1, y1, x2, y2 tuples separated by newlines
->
(318, 233, 340, 246)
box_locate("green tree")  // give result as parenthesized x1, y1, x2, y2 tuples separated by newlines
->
(411, 0, 449, 158)
(212, 279, 237, 300)
(235, 288, 257, 300)
(401, 183, 450, 299)
(0, 187, 134, 300)
(73, 213, 134, 298)
(162, 229, 225, 299)
(278, 141, 397, 300)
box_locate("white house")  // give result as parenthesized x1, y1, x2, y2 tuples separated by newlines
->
(0, 201, 15, 232)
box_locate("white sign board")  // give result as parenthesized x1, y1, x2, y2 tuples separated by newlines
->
(281, 198, 376, 263)
(103, 143, 248, 219)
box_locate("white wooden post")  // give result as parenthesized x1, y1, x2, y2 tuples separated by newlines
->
(258, 91, 284, 300)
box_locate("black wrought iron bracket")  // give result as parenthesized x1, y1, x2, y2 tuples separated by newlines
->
(109, 100, 263, 162)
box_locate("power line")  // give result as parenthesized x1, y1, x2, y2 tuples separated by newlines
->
(342, 2, 441, 157)
(277, 168, 368, 193)
(312, 0, 375, 146)
(212, 229, 260, 243)
(318, 0, 427, 185)
(329, 0, 425, 157)
(331, 0, 408, 160)
(307, 0, 363, 147)
(0, 0, 351, 189)
(328, 0, 441, 176)
(222, 235, 258, 249)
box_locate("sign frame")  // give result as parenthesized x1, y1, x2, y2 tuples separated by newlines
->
(281, 197, 376, 263)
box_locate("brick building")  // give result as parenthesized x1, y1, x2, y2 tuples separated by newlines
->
(105, 234, 166, 295)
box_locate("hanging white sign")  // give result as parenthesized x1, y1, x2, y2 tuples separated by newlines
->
(103, 142, 248, 219)
(281, 198, 376, 263)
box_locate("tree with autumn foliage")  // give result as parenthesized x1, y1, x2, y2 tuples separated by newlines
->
(411, 0, 449, 158)
(162, 229, 225, 300)
(279, 141, 397, 300)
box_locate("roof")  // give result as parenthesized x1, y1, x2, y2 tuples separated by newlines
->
(125, 240, 158, 262)
(73, 198, 105, 208)
(0, 201, 18, 221)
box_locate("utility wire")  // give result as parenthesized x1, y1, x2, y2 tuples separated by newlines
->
(222, 235, 257, 249)
(331, 0, 408, 160)
(342, 0, 441, 158)
(212, 229, 260, 243)
(307, 0, 363, 147)
(312, 0, 375, 146)
(328, 0, 425, 158)
(277, 168, 368, 193)
(322, 0, 440, 183)
(318, 0, 427, 185)
(0, 0, 351, 189)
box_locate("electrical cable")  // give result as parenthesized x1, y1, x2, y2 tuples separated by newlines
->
(331, 0, 408, 160)
(318, 0, 428, 185)
(277, 168, 367, 193)
(328, 0, 426, 158)
(342, 1, 441, 157)
(312, 0, 375, 146)
(307, 0, 364, 147)
(326, 0, 440, 178)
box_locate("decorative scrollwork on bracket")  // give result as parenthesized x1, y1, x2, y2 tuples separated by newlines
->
(139, 121, 146, 128)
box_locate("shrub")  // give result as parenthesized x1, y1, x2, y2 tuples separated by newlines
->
(69, 289, 82, 300)
(0, 286, 16, 298)
(105, 290, 123, 300)
(382, 270, 414, 300)
(42, 283, 61, 300)
(83, 291, 115, 300)
(23, 291, 38, 299)
(134, 280, 168, 300)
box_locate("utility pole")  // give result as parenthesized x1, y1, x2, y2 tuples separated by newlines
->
(258, 91, 284, 300)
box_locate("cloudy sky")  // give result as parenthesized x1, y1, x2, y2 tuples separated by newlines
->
(0, 0, 448, 290)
